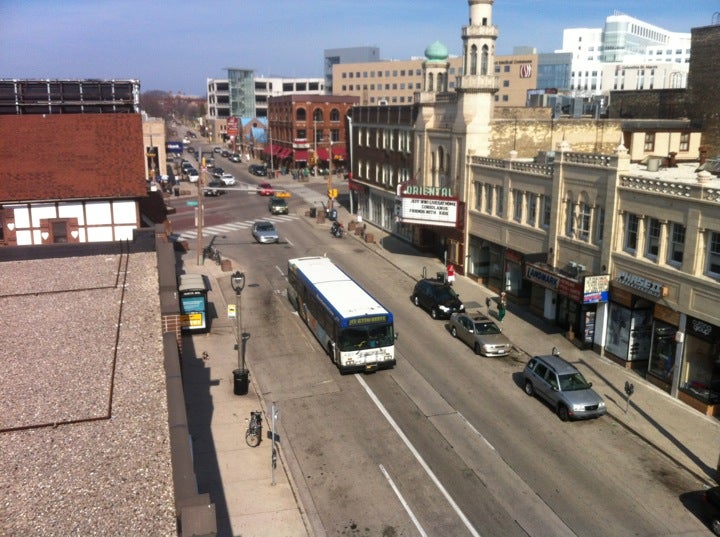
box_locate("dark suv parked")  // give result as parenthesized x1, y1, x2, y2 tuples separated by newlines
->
(249, 164, 268, 176)
(411, 279, 464, 320)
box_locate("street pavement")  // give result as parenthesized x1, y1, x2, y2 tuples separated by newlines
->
(174, 168, 720, 537)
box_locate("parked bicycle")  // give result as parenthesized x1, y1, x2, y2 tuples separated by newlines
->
(245, 410, 263, 447)
(203, 245, 222, 265)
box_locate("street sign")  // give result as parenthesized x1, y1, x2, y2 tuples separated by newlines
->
(276, 191, 291, 198)
(186, 200, 199, 207)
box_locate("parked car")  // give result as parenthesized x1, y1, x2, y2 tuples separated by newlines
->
(251, 220, 279, 244)
(411, 279, 464, 320)
(249, 164, 268, 176)
(257, 182, 274, 196)
(448, 312, 512, 356)
(212, 167, 225, 178)
(221, 150, 230, 158)
(203, 179, 225, 197)
(213, 146, 222, 154)
(522, 353, 607, 421)
(230, 153, 241, 162)
(219, 173, 236, 186)
(268, 196, 288, 215)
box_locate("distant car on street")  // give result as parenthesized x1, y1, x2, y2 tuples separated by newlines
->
(448, 312, 512, 356)
(257, 182, 274, 196)
(251, 220, 279, 244)
(221, 150, 230, 158)
(249, 164, 268, 176)
(411, 279, 464, 320)
(203, 179, 225, 197)
(268, 196, 288, 215)
(212, 167, 225, 178)
(230, 153, 241, 162)
(219, 173, 236, 186)
(186, 168, 199, 183)
(213, 146, 222, 153)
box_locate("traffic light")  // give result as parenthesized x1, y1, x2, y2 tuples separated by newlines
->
(328, 188, 338, 199)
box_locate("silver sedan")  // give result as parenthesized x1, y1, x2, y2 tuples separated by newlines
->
(251, 221, 279, 244)
(448, 311, 512, 356)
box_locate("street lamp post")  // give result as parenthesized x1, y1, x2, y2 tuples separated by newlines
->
(231, 271, 250, 395)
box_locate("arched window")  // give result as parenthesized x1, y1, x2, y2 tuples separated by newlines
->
(470, 45, 478, 75)
(481, 45, 489, 76)
(437, 73, 444, 92)
(296, 108, 306, 121)
(330, 108, 340, 121)
(313, 109, 323, 122)
(428, 73, 434, 92)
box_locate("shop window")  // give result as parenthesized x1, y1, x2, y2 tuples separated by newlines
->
(667, 222, 685, 265)
(645, 218, 661, 260)
(707, 231, 720, 278)
(625, 213, 638, 253)
(680, 319, 720, 404)
(647, 323, 677, 383)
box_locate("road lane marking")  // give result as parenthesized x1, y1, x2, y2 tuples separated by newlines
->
(356, 375, 482, 537)
(379, 463, 428, 537)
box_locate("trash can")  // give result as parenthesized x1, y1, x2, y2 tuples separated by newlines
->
(174, 185, 180, 197)
(309, 207, 317, 218)
(233, 369, 249, 395)
(329, 209, 337, 221)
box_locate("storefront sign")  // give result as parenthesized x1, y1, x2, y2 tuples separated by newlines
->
(558, 278, 583, 302)
(686, 316, 719, 341)
(525, 265, 560, 289)
(399, 197, 458, 227)
(615, 271, 666, 298)
(583, 274, 610, 303)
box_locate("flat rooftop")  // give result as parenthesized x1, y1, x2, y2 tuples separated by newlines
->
(0, 249, 175, 535)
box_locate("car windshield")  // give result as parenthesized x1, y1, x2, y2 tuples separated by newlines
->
(256, 223, 275, 232)
(558, 372, 591, 391)
(340, 324, 394, 352)
(474, 321, 501, 335)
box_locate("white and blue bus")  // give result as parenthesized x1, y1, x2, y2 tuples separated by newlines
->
(287, 256, 396, 374)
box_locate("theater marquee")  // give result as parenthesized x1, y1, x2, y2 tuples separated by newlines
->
(397, 185, 459, 227)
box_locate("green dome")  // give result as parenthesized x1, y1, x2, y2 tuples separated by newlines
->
(424, 41, 449, 62)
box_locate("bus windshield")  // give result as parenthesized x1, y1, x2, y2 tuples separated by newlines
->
(340, 324, 394, 352)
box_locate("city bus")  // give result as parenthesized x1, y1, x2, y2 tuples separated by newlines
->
(287, 256, 396, 374)
(178, 273, 208, 333)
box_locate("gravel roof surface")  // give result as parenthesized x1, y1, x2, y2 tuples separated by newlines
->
(0, 252, 176, 536)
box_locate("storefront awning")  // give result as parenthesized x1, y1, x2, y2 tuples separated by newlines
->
(294, 149, 308, 161)
(280, 147, 292, 158)
(316, 148, 330, 160)
(332, 146, 347, 158)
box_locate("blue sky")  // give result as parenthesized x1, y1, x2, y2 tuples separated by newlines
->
(0, 0, 715, 96)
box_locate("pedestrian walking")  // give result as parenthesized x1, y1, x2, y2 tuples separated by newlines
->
(498, 291, 507, 322)
(446, 263, 455, 284)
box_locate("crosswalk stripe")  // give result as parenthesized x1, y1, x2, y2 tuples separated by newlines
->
(174, 215, 300, 241)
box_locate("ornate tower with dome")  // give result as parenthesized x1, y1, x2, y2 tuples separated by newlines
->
(422, 41, 450, 93)
(453, 0, 499, 156)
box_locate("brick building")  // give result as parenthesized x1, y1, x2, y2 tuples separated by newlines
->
(267, 94, 359, 174)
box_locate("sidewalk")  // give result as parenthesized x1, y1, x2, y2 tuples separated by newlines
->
(175, 178, 720, 537)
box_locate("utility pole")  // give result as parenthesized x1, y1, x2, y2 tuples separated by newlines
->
(196, 154, 206, 265)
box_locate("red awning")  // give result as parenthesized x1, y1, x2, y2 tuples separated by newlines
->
(332, 146, 347, 158)
(281, 148, 292, 158)
(294, 149, 308, 161)
(316, 148, 330, 160)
